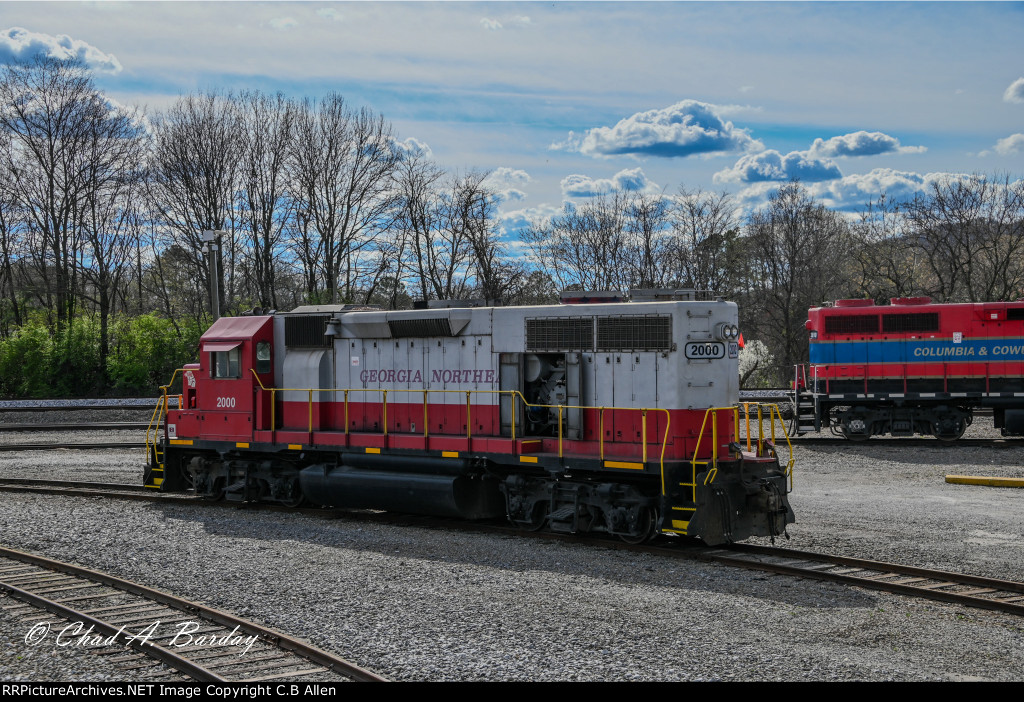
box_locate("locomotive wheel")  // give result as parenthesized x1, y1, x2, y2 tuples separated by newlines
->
(280, 478, 307, 508)
(840, 414, 871, 441)
(934, 418, 967, 442)
(619, 506, 658, 545)
(523, 502, 549, 531)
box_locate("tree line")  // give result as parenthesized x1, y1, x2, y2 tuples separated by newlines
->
(0, 55, 1021, 395)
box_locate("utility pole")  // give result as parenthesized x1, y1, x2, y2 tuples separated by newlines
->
(201, 230, 225, 321)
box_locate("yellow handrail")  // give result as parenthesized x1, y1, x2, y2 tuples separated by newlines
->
(248, 369, 672, 471)
(689, 403, 795, 500)
(146, 368, 185, 455)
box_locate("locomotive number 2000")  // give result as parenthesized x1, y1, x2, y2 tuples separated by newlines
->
(216, 396, 236, 408)
(684, 342, 725, 359)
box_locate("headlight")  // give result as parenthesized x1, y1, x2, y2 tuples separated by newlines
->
(715, 323, 739, 341)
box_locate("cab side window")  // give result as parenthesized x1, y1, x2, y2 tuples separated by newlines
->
(212, 348, 241, 378)
(256, 341, 271, 374)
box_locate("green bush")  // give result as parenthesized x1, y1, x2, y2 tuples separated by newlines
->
(0, 316, 102, 397)
(107, 314, 205, 395)
(0, 313, 207, 398)
(0, 319, 56, 397)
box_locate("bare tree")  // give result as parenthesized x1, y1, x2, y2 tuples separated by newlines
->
(147, 91, 242, 318)
(623, 193, 672, 288)
(906, 174, 1024, 302)
(850, 193, 928, 301)
(668, 187, 740, 295)
(237, 91, 295, 309)
(0, 56, 109, 329)
(76, 100, 147, 381)
(392, 151, 444, 301)
(0, 138, 25, 330)
(744, 182, 854, 379)
(290, 95, 400, 303)
(450, 170, 527, 302)
(522, 191, 633, 291)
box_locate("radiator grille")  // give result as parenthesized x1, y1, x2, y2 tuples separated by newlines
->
(525, 318, 594, 351)
(284, 315, 332, 348)
(596, 316, 672, 351)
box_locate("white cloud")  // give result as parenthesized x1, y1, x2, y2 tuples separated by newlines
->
(809, 131, 926, 158)
(484, 167, 531, 203)
(552, 100, 763, 159)
(1003, 77, 1024, 104)
(0, 27, 122, 73)
(391, 137, 433, 159)
(480, 16, 530, 31)
(714, 150, 842, 184)
(268, 17, 298, 31)
(487, 167, 531, 186)
(994, 133, 1024, 155)
(499, 203, 564, 236)
(731, 168, 972, 216)
(715, 130, 927, 184)
(560, 167, 660, 197)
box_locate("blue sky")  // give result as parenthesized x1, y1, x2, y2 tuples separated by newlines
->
(1, 1, 1022, 231)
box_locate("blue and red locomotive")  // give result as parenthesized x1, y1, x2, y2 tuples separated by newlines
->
(145, 293, 794, 545)
(792, 297, 1024, 440)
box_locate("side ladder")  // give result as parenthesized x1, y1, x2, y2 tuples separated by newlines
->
(144, 394, 169, 489)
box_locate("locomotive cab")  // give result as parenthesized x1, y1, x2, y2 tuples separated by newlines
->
(171, 316, 274, 443)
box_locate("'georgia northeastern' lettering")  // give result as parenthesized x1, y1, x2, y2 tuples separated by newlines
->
(360, 368, 497, 385)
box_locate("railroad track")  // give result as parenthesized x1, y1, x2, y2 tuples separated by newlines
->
(0, 478, 185, 502)
(0, 546, 387, 682)
(787, 436, 1024, 448)
(3, 477, 1023, 621)
(0, 441, 146, 451)
(698, 543, 1024, 616)
(0, 422, 150, 432)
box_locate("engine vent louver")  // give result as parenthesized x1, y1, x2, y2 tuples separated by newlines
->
(825, 315, 880, 334)
(388, 318, 454, 338)
(596, 316, 672, 351)
(284, 315, 333, 348)
(882, 313, 939, 333)
(526, 318, 595, 351)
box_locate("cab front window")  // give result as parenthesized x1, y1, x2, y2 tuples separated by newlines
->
(212, 347, 241, 378)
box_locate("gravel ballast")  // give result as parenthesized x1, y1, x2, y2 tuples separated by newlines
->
(1, 417, 1023, 681)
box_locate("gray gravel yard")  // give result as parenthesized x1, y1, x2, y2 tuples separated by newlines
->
(1, 417, 1023, 681)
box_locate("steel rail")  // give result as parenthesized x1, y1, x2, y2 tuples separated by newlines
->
(686, 543, 1024, 616)
(0, 422, 149, 432)
(0, 442, 145, 451)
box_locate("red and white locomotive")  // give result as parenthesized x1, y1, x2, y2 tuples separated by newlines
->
(792, 297, 1024, 439)
(146, 292, 794, 545)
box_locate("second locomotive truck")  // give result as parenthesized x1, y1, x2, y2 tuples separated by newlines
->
(146, 294, 794, 545)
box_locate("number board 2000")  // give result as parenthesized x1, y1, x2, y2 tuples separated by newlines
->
(684, 342, 725, 359)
